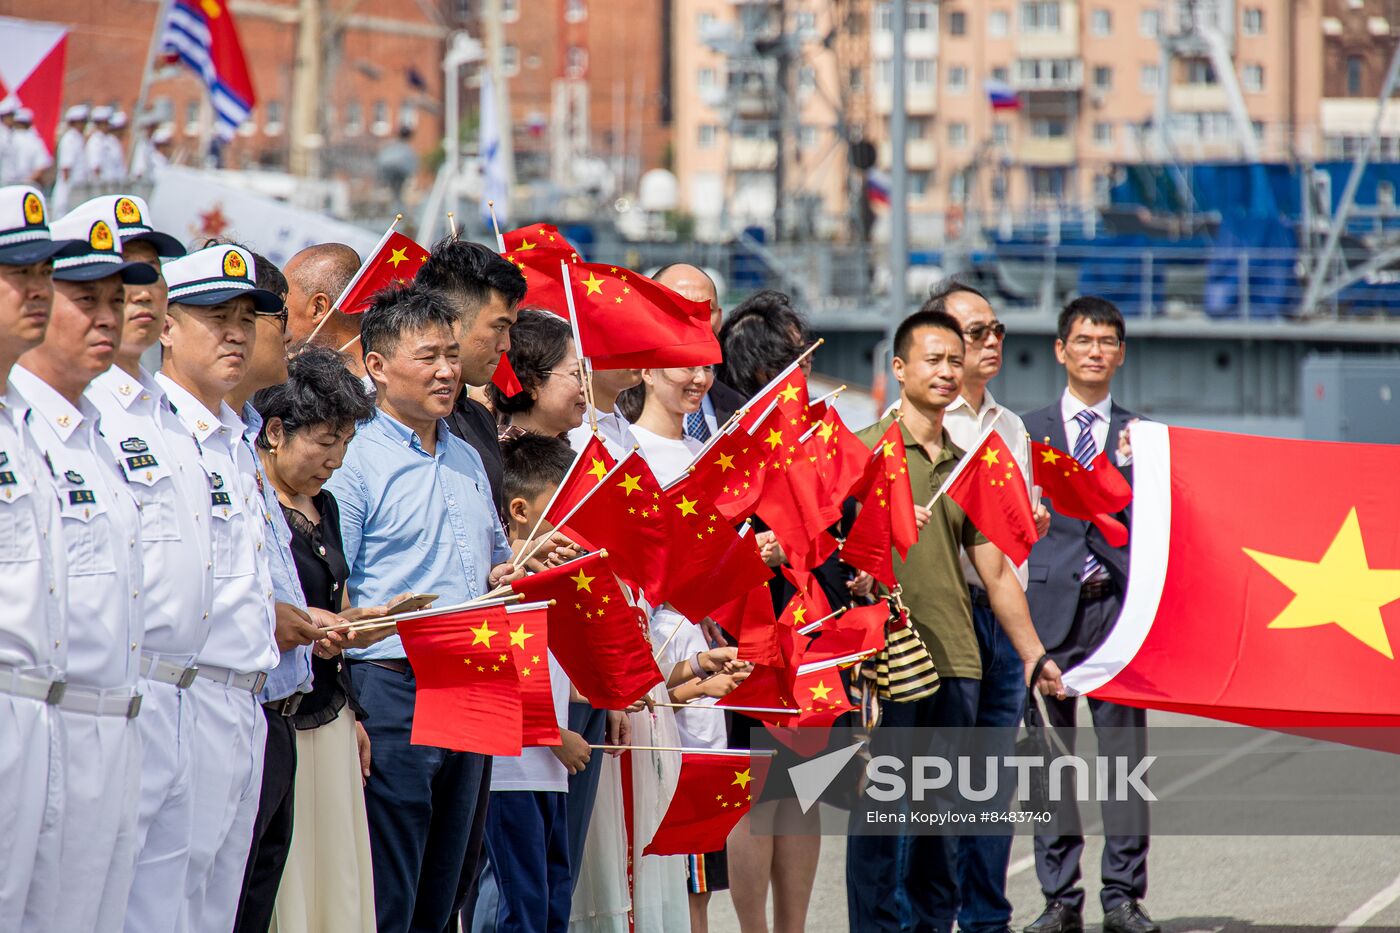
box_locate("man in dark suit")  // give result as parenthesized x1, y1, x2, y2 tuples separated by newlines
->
(1021, 297, 1157, 933)
(653, 263, 744, 433)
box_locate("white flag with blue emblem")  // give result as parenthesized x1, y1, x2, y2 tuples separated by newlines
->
(480, 69, 509, 230)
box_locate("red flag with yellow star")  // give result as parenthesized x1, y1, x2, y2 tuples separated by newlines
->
(943, 428, 1037, 564)
(755, 429, 839, 572)
(791, 667, 855, 728)
(1031, 440, 1133, 547)
(670, 402, 784, 523)
(569, 262, 721, 369)
(716, 661, 799, 723)
(501, 222, 573, 253)
(811, 402, 872, 504)
(511, 552, 663, 709)
(710, 581, 784, 667)
(501, 603, 560, 747)
(642, 753, 756, 856)
(397, 603, 524, 755)
(334, 229, 429, 315)
(1063, 424, 1400, 736)
(556, 451, 675, 599)
(799, 600, 889, 665)
(501, 246, 575, 317)
(542, 433, 618, 546)
(661, 491, 773, 623)
(738, 366, 811, 433)
(491, 352, 524, 396)
(841, 421, 918, 588)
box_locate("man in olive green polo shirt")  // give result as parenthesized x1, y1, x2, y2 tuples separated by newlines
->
(845, 308, 1064, 933)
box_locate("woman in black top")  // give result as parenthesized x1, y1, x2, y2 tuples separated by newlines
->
(252, 346, 387, 933)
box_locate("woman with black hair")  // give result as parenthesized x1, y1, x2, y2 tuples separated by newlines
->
(486, 309, 587, 439)
(252, 346, 398, 933)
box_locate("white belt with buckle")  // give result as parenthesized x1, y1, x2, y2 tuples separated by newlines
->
(140, 653, 200, 689)
(0, 666, 66, 705)
(57, 683, 142, 719)
(195, 664, 267, 694)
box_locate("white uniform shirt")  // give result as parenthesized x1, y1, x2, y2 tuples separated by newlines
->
(569, 406, 640, 461)
(56, 128, 86, 184)
(12, 129, 52, 185)
(943, 388, 1032, 591)
(157, 375, 279, 675)
(84, 131, 109, 181)
(102, 134, 126, 182)
(0, 125, 12, 184)
(629, 424, 702, 486)
(11, 368, 142, 689)
(0, 388, 67, 677)
(88, 368, 213, 665)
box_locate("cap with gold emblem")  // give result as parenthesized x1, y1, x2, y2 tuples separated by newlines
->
(162, 244, 282, 313)
(90, 194, 186, 258)
(0, 186, 84, 266)
(50, 200, 160, 285)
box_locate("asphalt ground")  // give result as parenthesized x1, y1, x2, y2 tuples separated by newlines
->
(708, 711, 1400, 932)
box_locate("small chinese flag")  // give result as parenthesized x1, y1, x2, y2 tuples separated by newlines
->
(642, 753, 756, 856)
(491, 352, 524, 396)
(739, 365, 811, 433)
(511, 552, 663, 709)
(1031, 441, 1133, 547)
(798, 600, 888, 665)
(502, 222, 572, 253)
(501, 246, 575, 318)
(710, 581, 784, 668)
(791, 667, 855, 729)
(944, 429, 1037, 564)
(334, 229, 429, 315)
(810, 402, 871, 504)
(502, 604, 560, 747)
(755, 430, 839, 573)
(397, 603, 523, 755)
(716, 661, 798, 724)
(841, 421, 919, 588)
(543, 434, 617, 537)
(661, 493, 773, 624)
(671, 403, 782, 524)
(557, 452, 675, 600)
(569, 262, 721, 369)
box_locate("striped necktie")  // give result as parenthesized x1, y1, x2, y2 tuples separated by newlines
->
(685, 410, 711, 442)
(1072, 408, 1106, 581)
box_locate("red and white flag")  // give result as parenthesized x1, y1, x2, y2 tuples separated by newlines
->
(0, 17, 68, 153)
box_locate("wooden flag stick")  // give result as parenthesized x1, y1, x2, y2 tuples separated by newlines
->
(588, 744, 777, 756)
(303, 214, 400, 349)
(447, 211, 458, 239)
(325, 591, 525, 633)
(487, 201, 503, 250)
(796, 604, 847, 635)
(714, 339, 825, 437)
(809, 384, 847, 407)
(651, 615, 690, 661)
(338, 334, 360, 353)
(655, 702, 798, 715)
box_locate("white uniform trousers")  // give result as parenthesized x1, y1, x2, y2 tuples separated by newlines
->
(28, 708, 142, 932)
(181, 677, 265, 933)
(0, 697, 60, 931)
(122, 680, 197, 933)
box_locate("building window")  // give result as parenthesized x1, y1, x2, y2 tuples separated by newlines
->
(910, 170, 931, 196)
(698, 11, 716, 34)
(1140, 9, 1160, 37)
(1348, 55, 1363, 95)
(698, 124, 718, 149)
(950, 170, 968, 203)
(1242, 64, 1264, 93)
(400, 100, 418, 129)
(1030, 117, 1067, 138)
(989, 9, 1009, 37)
(991, 65, 1009, 83)
(1242, 7, 1263, 35)
(501, 0, 519, 20)
(564, 0, 586, 22)
(794, 10, 817, 37)
(345, 100, 362, 135)
(264, 100, 283, 136)
(1140, 64, 1160, 91)
(1020, 1, 1060, 33)
(948, 65, 968, 93)
(1091, 8, 1111, 36)
(502, 44, 519, 76)
(849, 66, 864, 91)
(876, 3, 892, 31)
(908, 2, 936, 31)
(949, 122, 968, 147)
(699, 67, 717, 90)
(907, 117, 932, 139)
(992, 122, 1010, 145)
(1185, 58, 1217, 85)
(877, 59, 892, 86)
(371, 100, 389, 136)
(1093, 121, 1113, 146)
(183, 100, 200, 135)
(798, 65, 817, 94)
(1093, 65, 1113, 90)
(949, 10, 967, 35)
(911, 59, 936, 87)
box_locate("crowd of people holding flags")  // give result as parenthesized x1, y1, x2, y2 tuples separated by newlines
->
(0, 178, 1158, 933)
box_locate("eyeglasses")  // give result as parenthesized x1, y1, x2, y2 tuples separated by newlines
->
(1067, 335, 1122, 352)
(544, 369, 584, 386)
(963, 322, 1006, 343)
(269, 309, 289, 333)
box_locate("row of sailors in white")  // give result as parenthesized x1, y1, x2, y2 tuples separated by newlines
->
(0, 104, 54, 188)
(0, 185, 284, 933)
(51, 105, 132, 213)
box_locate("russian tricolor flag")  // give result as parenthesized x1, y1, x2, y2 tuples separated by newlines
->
(986, 79, 1020, 111)
(865, 170, 890, 207)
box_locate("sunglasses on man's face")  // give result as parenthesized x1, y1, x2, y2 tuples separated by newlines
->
(964, 322, 1006, 343)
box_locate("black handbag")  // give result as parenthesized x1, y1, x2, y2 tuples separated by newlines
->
(1016, 655, 1070, 814)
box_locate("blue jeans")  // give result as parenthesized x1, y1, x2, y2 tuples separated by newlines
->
(485, 792, 572, 933)
(846, 676, 980, 933)
(957, 595, 1029, 933)
(348, 662, 489, 933)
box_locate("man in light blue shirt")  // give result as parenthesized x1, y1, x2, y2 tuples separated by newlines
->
(327, 282, 521, 933)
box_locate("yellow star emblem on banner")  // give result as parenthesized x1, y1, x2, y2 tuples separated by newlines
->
(587, 458, 607, 480)
(732, 768, 752, 790)
(571, 569, 595, 592)
(1243, 508, 1400, 659)
(581, 272, 604, 296)
(618, 474, 642, 496)
(387, 247, 408, 267)
(469, 620, 497, 646)
(980, 447, 1001, 468)
(676, 495, 698, 517)
(508, 623, 534, 649)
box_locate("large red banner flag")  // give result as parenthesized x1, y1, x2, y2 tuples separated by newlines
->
(397, 602, 525, 755)
(333, 228, 429, 315)
(942, 428, 1037, 564)
(1063, 423, 1400, 736)
(642, 752, 756, 856)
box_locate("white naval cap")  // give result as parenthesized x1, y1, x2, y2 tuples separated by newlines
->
(0, 99, 15, 117)
(108, 111, 128, 129)
(84, 195, 186, 258)
(163, 244, 282, 313)
(15, 109, 33, 125)
(0, 186, 84, 266)
(50, 200, 160, 285)
(90, 105, 113, 123)
(65, 104, 89, 122)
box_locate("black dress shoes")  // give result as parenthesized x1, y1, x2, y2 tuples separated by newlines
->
(1102, 901, 1161, 933)
(1023, 902, 1083, 933)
